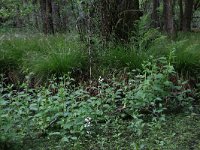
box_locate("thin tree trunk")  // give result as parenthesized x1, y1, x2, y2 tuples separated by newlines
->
(40, 0, 54, 34)
(100, 0, 112, 41)
(52, 1, 62, 32)
(33, 0, 39, 29)
(163, 0, 175, 35)
(61, 0, 69, 32)
(152, 0, 160, 28)
(182, 0, 194, 31)
(46, 0, 54, 33)
(179, 0, 183, 30)
(23, 0, 30, 24)
(15, 4, 22, 28)
(40, 0, 47, 33)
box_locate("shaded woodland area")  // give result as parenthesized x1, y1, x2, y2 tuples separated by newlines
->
(1, 0, 200, 37)
(1, 0, 200, 149)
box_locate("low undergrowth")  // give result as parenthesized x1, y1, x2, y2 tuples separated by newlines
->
(1, 32, 200, 84)
(0, 55, 195, 149)
(0, 32, 142, 84)
(150, 32, 200, 75)
(0, 33, 87, 82)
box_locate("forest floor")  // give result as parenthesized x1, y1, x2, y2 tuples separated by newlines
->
(21, 108, 200, 150)
(1, 30, 200, 150)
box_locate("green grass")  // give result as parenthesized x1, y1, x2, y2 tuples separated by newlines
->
(97, 32, 200, 78)
(0, 33, 87, 81)
(149, 32, 200, 75)
(175, 32, 200, 74)
(99, 45, 145, 70)
(14, 112, 200, 150)
(1, 32, 200, 82)
(28, 48, 88, 79)
(1, 31, 200, 149)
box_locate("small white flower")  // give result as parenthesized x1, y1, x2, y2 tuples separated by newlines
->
(84, 117, 92, 134)
(84, 117, 92, 125)
(98, 76, 103, 82)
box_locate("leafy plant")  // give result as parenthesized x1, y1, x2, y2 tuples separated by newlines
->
(124, 52, 193, 131)
(131, 14, 165, 52)
(0, 53, 195, 149)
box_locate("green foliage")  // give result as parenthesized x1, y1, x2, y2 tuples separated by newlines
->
(0, 54, 193, 149)
(95, 15, 166, 75)
(131, 14, 165, 52)
(99, 45, 145, 71)
(174, 33, 200, 74)
(0, 34, 87, 80)
(26, 37, 88, 80)
(1, 32, 200, 82)
(126, 54, 192, 119)
(150, 32, 200, 75)
(0, 0, 35, 27)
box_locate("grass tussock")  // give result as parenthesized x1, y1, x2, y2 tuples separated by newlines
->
(0, 34, 87, 81)
(1, 32, 200, 82)
(149, 32, 200, 75)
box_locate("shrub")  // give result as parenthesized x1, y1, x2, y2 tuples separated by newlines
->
(126, 54, 193, 118)
(0, 54, 193, 148)
(149, 32, 200, 76)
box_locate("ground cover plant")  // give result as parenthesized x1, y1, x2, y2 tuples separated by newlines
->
(1, 31, 200, 78)
(0, 33, 88, 82)
(1, 32, 200, 149)
(1, 0, 200, 149)
(0, 54, 197, 149)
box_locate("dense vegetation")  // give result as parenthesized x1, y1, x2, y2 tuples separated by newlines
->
(1, 0, 200, 149)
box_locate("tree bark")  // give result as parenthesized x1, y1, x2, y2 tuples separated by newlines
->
(40, 0, 54, 34)
(115, 0, 141, 41)
(152, 0, 160, 28)
(163, 0, 175, 35)
(100, 0, 113, 41)
(32, 0, 39, 29)
(23, 0, 30, 24)
(179, 0, 183, 30)
(182, 0, 194, 31)
(61, 0, 69, 32)
(100, 0, 141, 42)
(52, 1, 62, 32)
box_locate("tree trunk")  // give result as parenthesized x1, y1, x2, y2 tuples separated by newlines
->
(152, 0, 160, 28)
(52, 1, 62, 32)
(32, 0, 39, 29)
(15, 4, 23, 28)
(182, 0, 194, 31)
(100, 0, 113, 41)
(23, 0, 30, 24)
(179, 0, 183, 30)
(115, 0, 141, 41)
(163, 0, 175, 35)
(100, 0, 141, 42)
(61, 0, 69, 32)
(46, 0, 54, 33)
(40, 0, 54, 34)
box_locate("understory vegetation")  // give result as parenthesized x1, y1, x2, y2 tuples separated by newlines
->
(1, 31, 200, 82)
(1, 0, 200, 149)
(0, 53, 196, 149)
(1, 28, 200, 149)
(1, 34, 200, 149)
